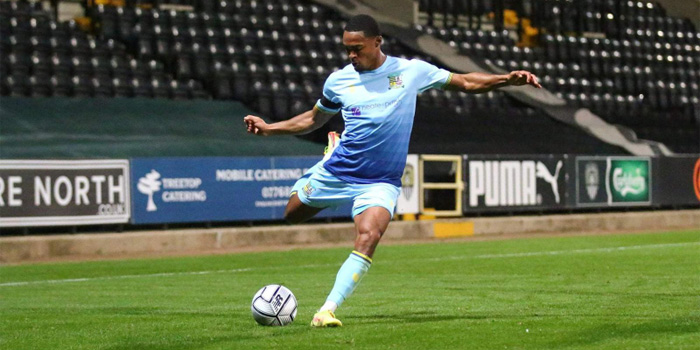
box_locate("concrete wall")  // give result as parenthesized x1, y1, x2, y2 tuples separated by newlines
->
(1, 210, 698, 263)
(655, 0, 700, 29)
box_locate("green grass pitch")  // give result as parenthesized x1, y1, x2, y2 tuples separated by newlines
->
(1, 229, 699, 349)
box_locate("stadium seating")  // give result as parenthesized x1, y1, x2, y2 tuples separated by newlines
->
(0, 0, 697, 153)
(0, 0, 209, 99)
(417, 0, 699, 153)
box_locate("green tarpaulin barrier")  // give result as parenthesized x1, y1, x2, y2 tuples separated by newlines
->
(0, 97, 324, 159)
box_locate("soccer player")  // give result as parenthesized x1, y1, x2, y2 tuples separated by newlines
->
(244, 14, 541, 327)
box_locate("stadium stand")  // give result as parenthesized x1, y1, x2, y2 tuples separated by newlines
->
(417, 0, 699, 153)
(0, 0, 209, 99)
(0, 0, 698, 154)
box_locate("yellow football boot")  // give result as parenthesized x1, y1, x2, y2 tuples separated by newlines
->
(310, 310, 343, 327)
(322, 131, 340, 161)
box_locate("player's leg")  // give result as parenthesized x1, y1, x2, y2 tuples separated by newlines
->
(286, 132, 341, 224)
(284, 193, 324, 224)
(311, 206, 392, 327)
(352, 206, 392, 258)
(312, 184, 398, 327)
(286, 161, 332, 224)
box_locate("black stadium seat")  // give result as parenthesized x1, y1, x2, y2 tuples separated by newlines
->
(71, 56, 92, 78)
(72, 75, 92, 97)
(8, 52, 31, 76)
(28, 75, 49, 97)
(212, 76, 232, 99)
(169, 80, 189, 99)
(112, 76, 132, 97)
(174, 55, 193, 80)
(91, 56, 110, 79)
(150, 77, 169, 99)
(132, 77, 152, 98)
(50, 74, 71, 96)
(230, 62, 250, 103)
(92, 76, 113, 97)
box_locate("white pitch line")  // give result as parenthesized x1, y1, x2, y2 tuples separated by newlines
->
(0, 263, 335, 288)
(424, 241, 700, 262)
(1, 242, 698, 287)
(0, 268, 251, 287)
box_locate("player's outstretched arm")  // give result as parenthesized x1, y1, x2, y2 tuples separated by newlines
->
(446, 70, 542, 94)
(244, 107, 335, 136)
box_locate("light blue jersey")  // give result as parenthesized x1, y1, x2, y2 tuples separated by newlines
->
(315, 56, 452, 186)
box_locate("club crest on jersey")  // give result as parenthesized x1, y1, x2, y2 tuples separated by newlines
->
(388, 73, 404, 90)
(302, 183, 315, 196)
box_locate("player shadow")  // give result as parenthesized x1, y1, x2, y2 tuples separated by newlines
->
(347, 310, 495, 324)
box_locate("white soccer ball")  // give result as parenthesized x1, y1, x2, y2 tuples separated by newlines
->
(251, 284, 298, 326)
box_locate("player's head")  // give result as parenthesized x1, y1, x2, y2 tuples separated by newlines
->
(343, 14, 383, 72)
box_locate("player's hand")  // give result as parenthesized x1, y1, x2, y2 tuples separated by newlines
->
(507, 70, 542, 89)
(244, 115, 271, 136)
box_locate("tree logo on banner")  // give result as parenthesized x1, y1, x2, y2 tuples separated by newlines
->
(138, 170, 162, 212)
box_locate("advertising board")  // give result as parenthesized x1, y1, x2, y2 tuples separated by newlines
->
(130, 157, 351, 224)
(464, 155, 569, 212)
(0, 160, 130, 227)
(576, 156, 651, 207)
(653, 156, 700, 206)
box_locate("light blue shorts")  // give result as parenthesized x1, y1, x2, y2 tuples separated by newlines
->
(291, 162, 400, 218)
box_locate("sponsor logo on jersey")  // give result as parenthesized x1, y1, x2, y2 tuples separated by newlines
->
(388, 73, 404, 89)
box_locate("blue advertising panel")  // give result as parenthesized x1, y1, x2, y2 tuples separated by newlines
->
(130, 157, 351, 224)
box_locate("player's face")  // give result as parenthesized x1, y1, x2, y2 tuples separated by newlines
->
(342, 31, 382, 72)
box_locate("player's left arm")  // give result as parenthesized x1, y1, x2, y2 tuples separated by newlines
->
(445, 70, 542, 93)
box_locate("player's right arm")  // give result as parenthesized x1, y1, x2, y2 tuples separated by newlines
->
(446, 71, 542, 93)
(245, 73, 343, 136)
(244, 107, 336, 136)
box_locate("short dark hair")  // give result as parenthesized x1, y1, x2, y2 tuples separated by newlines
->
(344, 14, 381, 37)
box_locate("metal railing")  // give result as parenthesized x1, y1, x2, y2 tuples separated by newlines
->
(419, 154, 463, 216)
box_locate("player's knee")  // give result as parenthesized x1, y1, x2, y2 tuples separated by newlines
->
(357, 225, 383, 244)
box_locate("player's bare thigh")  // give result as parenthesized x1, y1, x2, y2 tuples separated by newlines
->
(353, 206, 392, 258)
(284, 193, 324, 224)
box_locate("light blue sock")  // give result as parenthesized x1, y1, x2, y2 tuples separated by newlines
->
(325, 250, 372, 309)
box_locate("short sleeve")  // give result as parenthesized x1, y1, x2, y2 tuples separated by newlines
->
(315, 74, 343, 113)
(412, 59, 453, 93)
